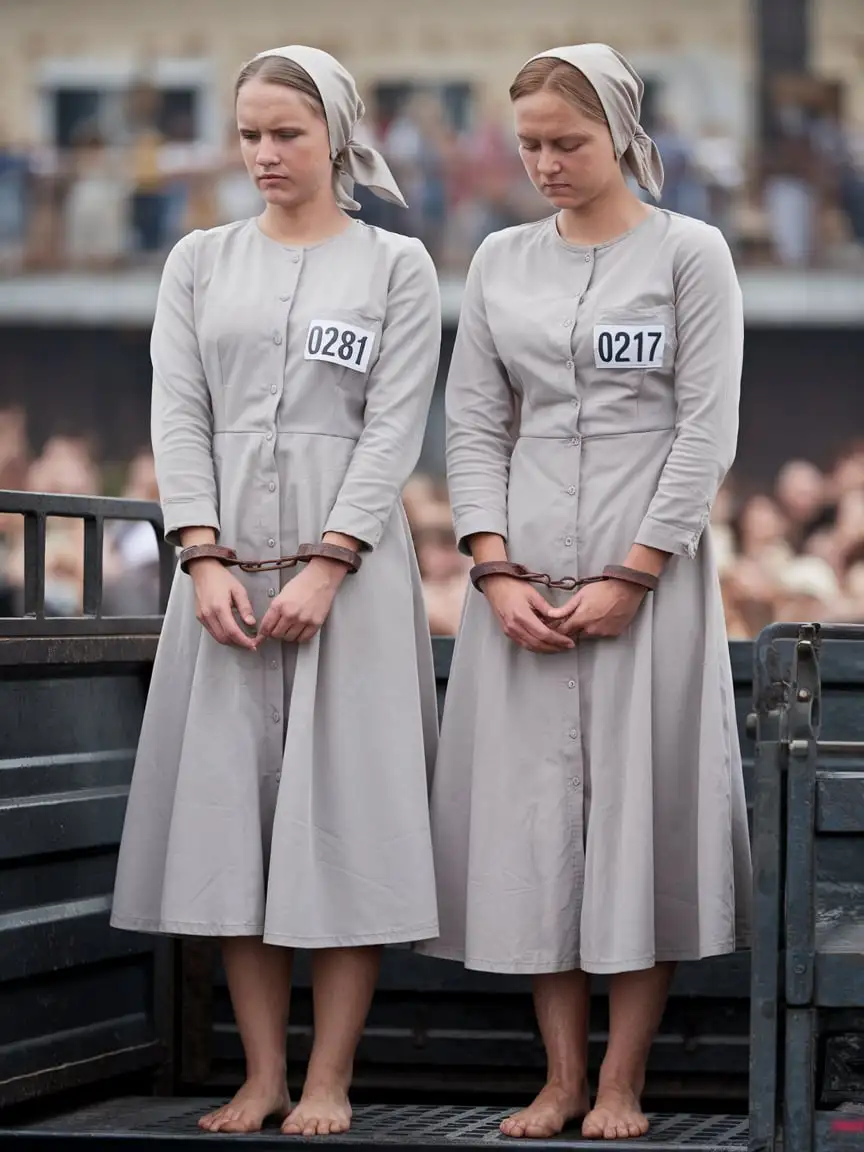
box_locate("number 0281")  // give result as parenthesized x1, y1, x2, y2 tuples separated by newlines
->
(306, 324, 369, 368)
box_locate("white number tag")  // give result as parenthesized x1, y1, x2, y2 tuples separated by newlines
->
(594, 325, 666, 369)
(304, 318, 376, 374)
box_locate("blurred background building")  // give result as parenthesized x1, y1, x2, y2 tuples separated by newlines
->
(1, 0, 864, 634)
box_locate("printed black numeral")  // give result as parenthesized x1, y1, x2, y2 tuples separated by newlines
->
(648, 330, 662, 359)
(613, 332, 630, 362)
(307, 325, 323, 356)
(338, 330, 357, 361)
(598, 331, 613, 363)
(322, 326, 340, 356)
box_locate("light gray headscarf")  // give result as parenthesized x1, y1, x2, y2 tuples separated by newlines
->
(248, 44, 407, 211)
(528, 44, 664, 201)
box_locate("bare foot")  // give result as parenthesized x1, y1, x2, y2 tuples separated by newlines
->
(500, 1081, 590, 1139)
(281, 1084, 352, 1137)
(198, 1077, 291, 1133)
(582, 1084, 649, 1140)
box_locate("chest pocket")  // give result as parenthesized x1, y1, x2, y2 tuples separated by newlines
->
(301, 309, 383, 388)
(591, 304, 677, 379)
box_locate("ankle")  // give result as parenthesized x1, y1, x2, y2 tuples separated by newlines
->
(545, 1072, 588, 1093)
(303, 1063, 353, 1094)
(596, 1068, 644, 1096)
(244, 1061, 287, 1086)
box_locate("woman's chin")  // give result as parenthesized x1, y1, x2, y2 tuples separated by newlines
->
(542, 186, 582, 208)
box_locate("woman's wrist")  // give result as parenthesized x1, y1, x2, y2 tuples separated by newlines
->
(467, 532, 508, 566)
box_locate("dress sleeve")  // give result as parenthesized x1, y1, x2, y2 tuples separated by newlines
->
(444, 242, 516, 555)
(634, 225, 743, 558)
(323, 238, 441, 550)
(149, 231, 219, 548)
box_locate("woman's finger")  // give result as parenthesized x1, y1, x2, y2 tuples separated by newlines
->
(511, 621, 572, 654)
(519, 610, 574, 648)
(281, 617, 310, 644)
(216, 604, 258, 649)
(269, 612, 292, 641)
(295, 623, 320, 644)
(201, 614, 227, 645)
(230, 582, 257, 629)
(539, 591, 581, 620)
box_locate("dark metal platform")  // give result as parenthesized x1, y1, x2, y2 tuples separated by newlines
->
(2, 1099, 748, 1150)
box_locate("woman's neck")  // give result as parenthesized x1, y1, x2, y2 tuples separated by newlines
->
(555, 187, 654, 247)
(258, 198, 352, 248)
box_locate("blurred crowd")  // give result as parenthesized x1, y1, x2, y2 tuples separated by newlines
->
(2, 69, 864, 275)
(3, 405, 864, 638)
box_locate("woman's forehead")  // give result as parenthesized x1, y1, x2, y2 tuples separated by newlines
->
(513, 91, 601, 137)
(236, 80, 319, 126)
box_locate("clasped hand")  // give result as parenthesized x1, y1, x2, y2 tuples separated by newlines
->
(190, 558, 346, 649)
(482, 574, 646, 654)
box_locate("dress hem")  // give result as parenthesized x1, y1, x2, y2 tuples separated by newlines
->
(111, 913, 440, 948)
(416, 936, 748, 974)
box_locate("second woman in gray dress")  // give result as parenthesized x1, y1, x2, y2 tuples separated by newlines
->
(110, 45, 441, 1136)
(419, 44, 751, 1141)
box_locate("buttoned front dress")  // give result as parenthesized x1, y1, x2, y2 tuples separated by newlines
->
(417, 210, 752, 974)
(111, 218, 441, 947)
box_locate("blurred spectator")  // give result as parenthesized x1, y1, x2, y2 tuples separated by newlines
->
(2, 416, 864, 637)
(63, 122, 127, 268)
(2, 63, 864, 275)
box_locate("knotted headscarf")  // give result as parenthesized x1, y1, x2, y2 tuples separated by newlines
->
(249, 44, 407, 211)
(528, 44, 664, 201)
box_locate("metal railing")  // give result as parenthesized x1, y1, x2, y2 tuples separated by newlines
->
(0, 490, 174, 637)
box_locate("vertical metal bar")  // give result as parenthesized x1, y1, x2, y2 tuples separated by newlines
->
(785, 634, 819, 1006)
(82, 514, 104, 617)
(749, 626, 788, 1152)
(22, 511, 46, 617)
(155, 519, 176, 613)
(784, 1008, 816, 1152)
(749, 735, 785, 1152)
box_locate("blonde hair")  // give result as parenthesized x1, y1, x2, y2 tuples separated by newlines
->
(234, 55, 325, 118)
(509, 57, 608, 125)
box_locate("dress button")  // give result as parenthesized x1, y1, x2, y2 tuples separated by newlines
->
(268, 588, 276, 598)
(270, 385, 278, 395)
(273, 333, 283, 345)
(569, 437, 580, 447)
(564, 537, 573, 546)
(292, 254, 300, 264)
(571, 399, 578, 407)
(570, 776, 581, 788)
(584, 254, 591, 263)
(268, 538, 275, 548)
(566, 360, 574, 369)
(271, 660, 278, 669)
(272, 710, 280, 723)
(265, 431, 274, 441)
(568, 680, 576, 689)
(280, 293, 291, 301)
(569, 729, 578, 739)
(562, 319, 572, 328)
(568, 486, 576, 495)
(268, 481, 276, 492)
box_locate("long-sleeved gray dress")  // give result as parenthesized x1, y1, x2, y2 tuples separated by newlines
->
(417, 209, 752, 975)
(111, 218, 441, 948)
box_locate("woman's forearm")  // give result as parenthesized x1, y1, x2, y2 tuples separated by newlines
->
(621, 542, 669, 579)
(466, 532, 508, 564)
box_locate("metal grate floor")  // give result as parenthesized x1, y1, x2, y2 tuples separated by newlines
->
(5, 1098, 749, 1149)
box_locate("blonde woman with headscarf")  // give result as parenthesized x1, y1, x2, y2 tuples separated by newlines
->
(419, 45, 752, 1141)
(110, 45, 441, 1136)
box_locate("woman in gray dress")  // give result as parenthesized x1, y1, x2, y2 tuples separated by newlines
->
(110, 45, 441, 1136)
(419, 44, 751, 1141)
